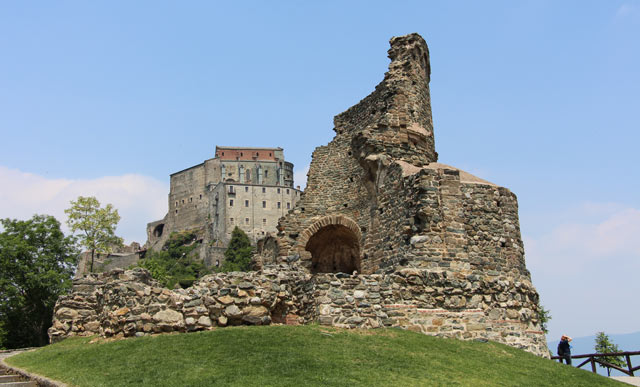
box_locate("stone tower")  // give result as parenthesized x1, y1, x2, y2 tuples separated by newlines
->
(50, 34, 548, 357)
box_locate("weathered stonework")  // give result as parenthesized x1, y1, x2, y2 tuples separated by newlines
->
(51, 33, 548, 357)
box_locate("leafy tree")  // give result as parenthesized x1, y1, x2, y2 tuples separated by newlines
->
(65, 196, 123, 272)
(0, 215, 78, 348)
(220, 227, 253, 272)
(537, 303, 551, 334)
(594, 331, 625, 376)
(139, 231, 208, 288)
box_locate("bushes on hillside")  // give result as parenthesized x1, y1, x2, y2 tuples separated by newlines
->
(218, 227, 253, 272)
(139, 231, 209, 288)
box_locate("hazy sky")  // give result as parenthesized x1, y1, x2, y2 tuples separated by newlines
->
(1, 1, 638, 345)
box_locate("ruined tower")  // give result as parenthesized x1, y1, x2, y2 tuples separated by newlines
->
(51, 34, 548, 357)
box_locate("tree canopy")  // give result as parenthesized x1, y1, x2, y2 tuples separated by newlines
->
(0, 215, 77, 348)
(594, 331, 625, 376)
(65, 196, 122, 272)
(220, 227, 253, 272)
(139, 231, 208, 289)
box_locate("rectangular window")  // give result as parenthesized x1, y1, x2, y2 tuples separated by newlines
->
(262, 201, 266, 208)
(277, 188, 280, 194)
(245, 186, 248, 192)
(229, 199, 234, 206)
(230, 218, 234, 223)
(263, 218, 266, 224)
(286, 189, 290, 194)
(245, 218, 249, 224)
(245, 200, 249, 207)
(277, 202, 281, 209)
(265, 170, 268, 177)
(175, 201, 178, 207)
(287, 202, 290, 209)
(262, 187, 266, 193)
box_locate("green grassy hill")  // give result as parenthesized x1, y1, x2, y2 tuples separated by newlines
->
(6, 325, 623, 386)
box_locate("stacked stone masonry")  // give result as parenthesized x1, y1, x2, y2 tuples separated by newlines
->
(50, 266, 546, 356)
(52, 33, 548, 356)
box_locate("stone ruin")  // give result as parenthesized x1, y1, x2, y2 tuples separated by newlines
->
(49, 33, 549, 356)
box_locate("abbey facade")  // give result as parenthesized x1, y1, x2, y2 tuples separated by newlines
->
(146, 146, 301, 266)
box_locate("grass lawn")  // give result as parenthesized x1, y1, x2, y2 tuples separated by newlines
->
(6, 325, 623, 386)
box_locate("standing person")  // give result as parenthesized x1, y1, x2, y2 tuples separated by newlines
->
(557, 335, 573, 365)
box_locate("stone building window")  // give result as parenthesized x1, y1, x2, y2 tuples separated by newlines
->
(262, 187, 266, 193)
(277, 202, 281, 209)
(262, 201, 266, 208)
(257, 166, 263, 184)
(175, 201, 178, 207)
(199, 194, 202, 199)
(245, 218, 249, 224)
(246, 170, 251, 181)
(286, 189, 290, 194)
(265, 170, 268, 178)
(245, 186, 248, 192)
(230, 218, 234, 224)
(263, 218, 266, 224)
(229, 199, 234, 207)
(245, 200, 249, 207)
(189, 197, 192, 203)
(182, 199, 185, 204)
(239, 165, 245, 183)
(277, 188, 281, 194)
(287, 202, 290, 209)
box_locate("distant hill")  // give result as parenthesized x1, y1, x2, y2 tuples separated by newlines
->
(548, 331, 640, 376)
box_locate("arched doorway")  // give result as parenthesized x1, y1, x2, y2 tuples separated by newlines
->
(305, 224, 361, 274)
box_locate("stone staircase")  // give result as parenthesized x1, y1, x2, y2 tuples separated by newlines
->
(0, 366, 37, 387)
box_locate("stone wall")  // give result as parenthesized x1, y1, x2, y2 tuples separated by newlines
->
(50, 266, 547, 356)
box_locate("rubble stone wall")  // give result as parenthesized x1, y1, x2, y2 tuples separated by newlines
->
(50, 266, 547, 357)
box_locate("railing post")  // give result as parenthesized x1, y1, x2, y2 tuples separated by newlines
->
(627, 355, 633, 376)
(590, 357, 596, 373)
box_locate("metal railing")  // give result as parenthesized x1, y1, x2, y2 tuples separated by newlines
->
(551, 351, 640, 376)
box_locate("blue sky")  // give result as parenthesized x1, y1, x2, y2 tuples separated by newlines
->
(1, 1, 638, 347)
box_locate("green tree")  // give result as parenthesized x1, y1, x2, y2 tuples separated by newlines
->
(139, 231, 208, 288)
(0, 215, 78, 348)
(220, 227, 253, 272)
(537, 303, 551, 334)
(65, 196, 123, 272)
(594, 331, 625, 376)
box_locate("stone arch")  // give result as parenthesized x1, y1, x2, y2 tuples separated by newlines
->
(299, 216, 362, 274)
(153, 223, 164, 238)
(256, 235, 280, 267)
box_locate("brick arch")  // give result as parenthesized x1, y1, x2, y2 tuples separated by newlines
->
(297, 215, 362, 274)
(297, 215, 362, 248)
